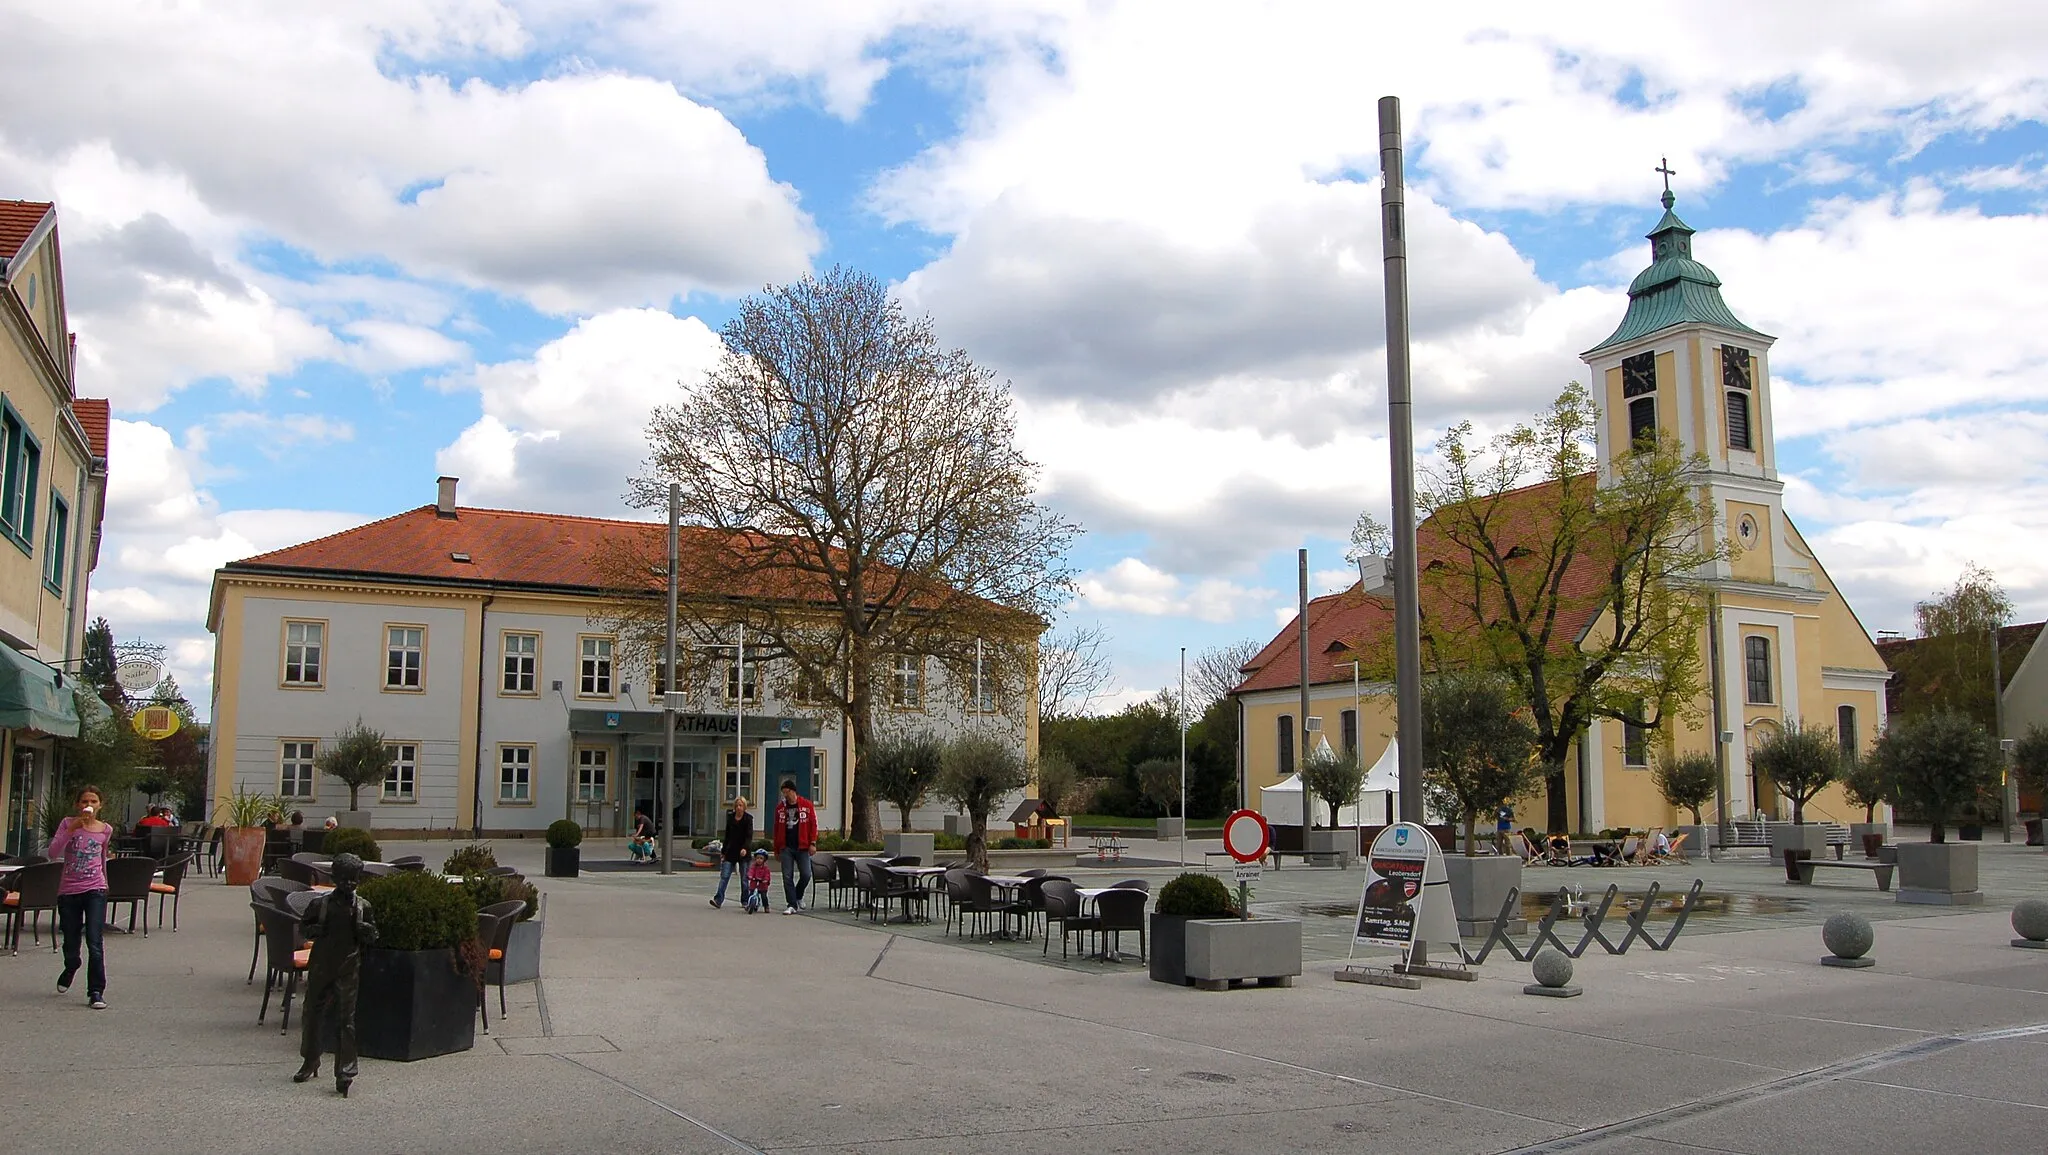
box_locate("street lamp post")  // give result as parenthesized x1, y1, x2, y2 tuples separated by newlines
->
(1179, 646, 1187, 868)
(661, 484, 679, 875)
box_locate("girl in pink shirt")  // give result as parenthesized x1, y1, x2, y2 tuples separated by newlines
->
(48, 784, 114, 1008)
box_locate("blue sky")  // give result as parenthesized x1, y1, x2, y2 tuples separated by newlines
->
(11, 2, 2048, 713)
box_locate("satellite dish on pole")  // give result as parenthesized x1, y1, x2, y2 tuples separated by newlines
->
(115, 657, 164, 694)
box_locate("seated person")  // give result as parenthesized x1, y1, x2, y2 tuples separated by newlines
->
(137, 805, 174, 830)
(1647, 829, 1672, 860)
(284, 810, 307, 848)
(1545, 832, 1572, 864)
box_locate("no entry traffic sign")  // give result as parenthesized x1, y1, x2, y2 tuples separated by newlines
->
(1222, 809, 1270, 864)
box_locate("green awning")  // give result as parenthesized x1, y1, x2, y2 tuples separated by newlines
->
(0, 644, 80, 737)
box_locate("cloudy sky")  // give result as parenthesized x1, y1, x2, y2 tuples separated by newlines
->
(13, 1, 2048, 713)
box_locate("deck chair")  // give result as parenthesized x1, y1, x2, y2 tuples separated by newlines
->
(1654, 830, 1690, 864)
(1628, 828, 1663, 864)
(1512, 832, 1544, 864)
(1597, 836, 1638, 866)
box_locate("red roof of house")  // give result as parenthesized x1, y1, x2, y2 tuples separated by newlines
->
(0, 200, 53, 263)
(72, 398, 109, 458)
(1235, 474, 1612, 694)
(1874, 620, 2043, 717)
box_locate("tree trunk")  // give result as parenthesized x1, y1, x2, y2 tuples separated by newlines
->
(847, 680, 879, 842)
(967, 817, 988, 871)
(1544, 765, 1568, 833)
(898, 807, 912, 833)
(1930, 819, 1946, 844)
(1463, 815, 1478, 857)
(1792, 797, 1804, 825)
(1689, 805, 1703, 824)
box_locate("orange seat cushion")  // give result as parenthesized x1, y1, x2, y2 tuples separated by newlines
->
(487, 948, 503, 960)
(292, 949, 311, 968)
(2, 893, 16, 906)
(150, 883, 176, 894)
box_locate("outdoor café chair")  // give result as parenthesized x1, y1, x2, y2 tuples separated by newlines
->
(103, 857, 158, 936)
(1094, 888, 1149, 962)
(882, 855, 921, 867)
(1015, 875, 1070, 937)
(950, 871, 1006, 938)
(151, 854, 194, 931)
(359, 862, 398, 878)
(277, 858, 318, 886)
(248, 878, 308, 982)
(1040, 880, 1098, 959)
(3, 860, 63, 953)
(1111, 879, 1151, 893)
(475, 912, 505, 1033)
(826, 855, 859, 911)
(254, 901, 310, 1033)
(289, 851, 326, 866)
(484, 865, 520, 877)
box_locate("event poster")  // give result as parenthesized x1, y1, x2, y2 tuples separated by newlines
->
(1351, 822, 1462, 963)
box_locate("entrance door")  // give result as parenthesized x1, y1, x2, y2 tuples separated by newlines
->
(575, 747, 614, 834)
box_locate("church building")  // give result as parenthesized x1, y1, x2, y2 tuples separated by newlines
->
(1233, 187, 1891, 835)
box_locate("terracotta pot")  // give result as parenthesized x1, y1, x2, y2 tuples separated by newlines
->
(223, 826, 265, 885)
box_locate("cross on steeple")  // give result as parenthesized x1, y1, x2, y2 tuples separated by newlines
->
(1655, 156, 1677, 209)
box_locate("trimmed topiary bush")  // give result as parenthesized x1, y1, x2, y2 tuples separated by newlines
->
(361, 869, 480, 953)
(323, 826, 382, 863)
(442, 842, 498, 877)
(1156, 872, 1236, 918)
(545, 819, 583, 849)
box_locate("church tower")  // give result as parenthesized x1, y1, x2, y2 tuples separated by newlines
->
(1581, 184, 1814, 592)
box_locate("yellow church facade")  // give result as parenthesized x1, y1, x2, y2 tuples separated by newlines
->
(1233, 189, 1892, 836)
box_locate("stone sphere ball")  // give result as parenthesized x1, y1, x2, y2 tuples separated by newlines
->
(2013, 899, 2048, 942)
(1531, 948, 1574, 988)
(1822, 912, 1874, 960)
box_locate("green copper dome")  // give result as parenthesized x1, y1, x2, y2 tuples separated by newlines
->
(1585, 191, 1768, 356)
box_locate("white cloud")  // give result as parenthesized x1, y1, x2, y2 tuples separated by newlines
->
(434, 308, 726, 514)
(1076, 558, 1274, 623)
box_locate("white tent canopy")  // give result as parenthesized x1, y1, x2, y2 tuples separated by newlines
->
(1259, 738, 1401, 827)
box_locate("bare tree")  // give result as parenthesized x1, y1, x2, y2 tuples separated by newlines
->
(613, 267, 1077, 841)
(1189, 638, 1262, 712)
(1037, 621, 1113, 722)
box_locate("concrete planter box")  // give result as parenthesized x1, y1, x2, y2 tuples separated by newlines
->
(1896, 841, 1983, 905)
(500, 919, 543, 984)
(1155, 818, 1184, 841)
(1445, 854, 1525, 936)
(1304, 828, 1354, 868)
(1185, 917, 1302, 989)
(882, 833, 934, 863)
(1769, 823, 1830, 860)
(943, 814, 970, 837)
(1675, 824, 1712, 858)
(338, 810, 374, 830)
(1849, 823, 1889, 857)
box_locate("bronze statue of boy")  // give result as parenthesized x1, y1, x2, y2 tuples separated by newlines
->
(295, 851, 378, 1096)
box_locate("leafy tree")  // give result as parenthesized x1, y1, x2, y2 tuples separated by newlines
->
(1349, 383, 1727, 831)
(61, 690, 143, 806)
(1032, 749, 1078, 816)
(865, 731, 943, 831)
(2016, 723, 2048, 808)
(81, 617, 120, 708)
(1039, 692, 1183, 814)
(933, 732, 1030, 870)
(617, 267, 1076, 840)
(1420, 673, 1543, 855)
(1750, 723, 1840, 826)
(1184, 694, 1242, 819)
(1299, 746, 1365, 829)
(1839, 752, 1891, 824)
(1892, 563, 2013, 731)
(1135, 757, 1183, 818)
(1869, 712, 2001, 843)
(316, 719, 396, 812)
(1653, 751, 1719, 825)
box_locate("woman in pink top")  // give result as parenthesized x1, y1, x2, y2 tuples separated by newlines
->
(49, 784, 114, 1009)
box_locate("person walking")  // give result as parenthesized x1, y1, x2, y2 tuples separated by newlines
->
(50, 784, 115, 1009)
(772, 779, 818, 915)
(709, 795, 753, 909)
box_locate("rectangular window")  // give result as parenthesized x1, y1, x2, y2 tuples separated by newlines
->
(1340, 709, 1358, 756)
(498, 746, 533, 803)
(1278, 714, 1295, 775)
(1628, 396, 1658, 449)
(723, 749, 755, 806)
(385, 625, 424, 690)
(1726, 390, 1753, 452)
(791, 664, 830, 705)
(43, 492, 68, 592)
(1837, 705, 1857, 762)
(578, 636, 614, 697)
(282, 620, 325, 686)
(968, 661, 998, 714)
(576, 747, 609, 803)
(725, 658, 760, 705)
(501, 632, 538, 694)
(891, 654, 924, 708)
(0, 401, 40, 547)
(1744, 636, 1773, 704)
(810, 747, 827, 804)
(1623, 703, 1649, 767)
(382, 742, 417, 802)
(279, 740, 317, 800)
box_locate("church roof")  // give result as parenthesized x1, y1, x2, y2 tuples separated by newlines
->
(1584, 191, 1770, 357)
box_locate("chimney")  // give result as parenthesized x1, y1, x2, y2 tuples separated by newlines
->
(436, 476, 458, 519)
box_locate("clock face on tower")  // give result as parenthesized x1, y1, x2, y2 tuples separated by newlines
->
(1737, 514, 1759, 549)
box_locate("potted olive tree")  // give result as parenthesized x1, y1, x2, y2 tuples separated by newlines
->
(1751, 723, 1839, 863)
(1138, 758, 1185, 841)
(350, 870, 481, 1060)
(932, 733, 1029, 872)
(1422, 673, 1541, 936)
(1653, 751, 1719, 861)
(316, 719, 395, 831)
(868, 731, 941, 862)
(1870, 712, 2000, 905)
(1149, 872, 1301, 990)
(1299, 747, 1365, 865)
(544, 819, 583, 878)
(1841, 752, 1892, 857)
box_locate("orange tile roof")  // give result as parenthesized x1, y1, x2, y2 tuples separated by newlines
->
(1236, 473, 1610, 694)
(0, 200, 53, 263)
(72, 398, 109, 458)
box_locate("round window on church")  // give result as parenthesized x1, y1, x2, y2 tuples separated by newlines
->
(1737, 514, 1759, 548)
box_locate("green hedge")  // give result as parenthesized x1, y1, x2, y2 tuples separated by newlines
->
(360, 870, 480, 951)
(322, 826, 382, 863)
(442, 842, 498, 876)
(1156, 872, 1235, 918)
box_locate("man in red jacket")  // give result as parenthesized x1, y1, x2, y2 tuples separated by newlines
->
(772, 778, 819, 914)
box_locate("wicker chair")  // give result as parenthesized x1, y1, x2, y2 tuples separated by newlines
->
(247, 878, 309, 982)
(254, 901, 310, 1033)
(3, 860, 63, 953)
(103, 857, 158, 936)
(1094, 888, 1149, 962)
(1041, 880, 1098, 959)
(150, 854, 194, 931)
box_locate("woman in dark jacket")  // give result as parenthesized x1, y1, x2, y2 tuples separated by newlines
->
(709, 796, 753, 909)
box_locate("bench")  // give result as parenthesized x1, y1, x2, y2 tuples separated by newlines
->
(1788, 858, 1894, 892)
(1711, 821, 1850, 861)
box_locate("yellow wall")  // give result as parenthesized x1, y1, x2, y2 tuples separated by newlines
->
(1726, 501, 1774, 581)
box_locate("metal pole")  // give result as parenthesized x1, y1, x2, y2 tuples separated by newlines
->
(1179, 646, 1187, 868)
(1297, 550, 1312, 780)
(1994, 624, 2012, 842)
(661, 483, 678, 875)
(1707, 588, 1732, 846)
(1379, 95, 1425, 826)
(736, 623, 747, 807)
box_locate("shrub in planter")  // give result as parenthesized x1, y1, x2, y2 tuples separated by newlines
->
(323, 826, 382, 864)
(544, 819, 583, 878)
(1151, 872, 1238, 986)
(352, 870, 482, 1061)
(1751, 722, 1840, 826)
(442, 842, 498, 876)
(462, 872, 539, 921)
(545, 819, 583, 848)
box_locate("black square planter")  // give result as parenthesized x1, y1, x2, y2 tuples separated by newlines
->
(322, 948, 477, 1062)
(544, 846, 580, 877)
